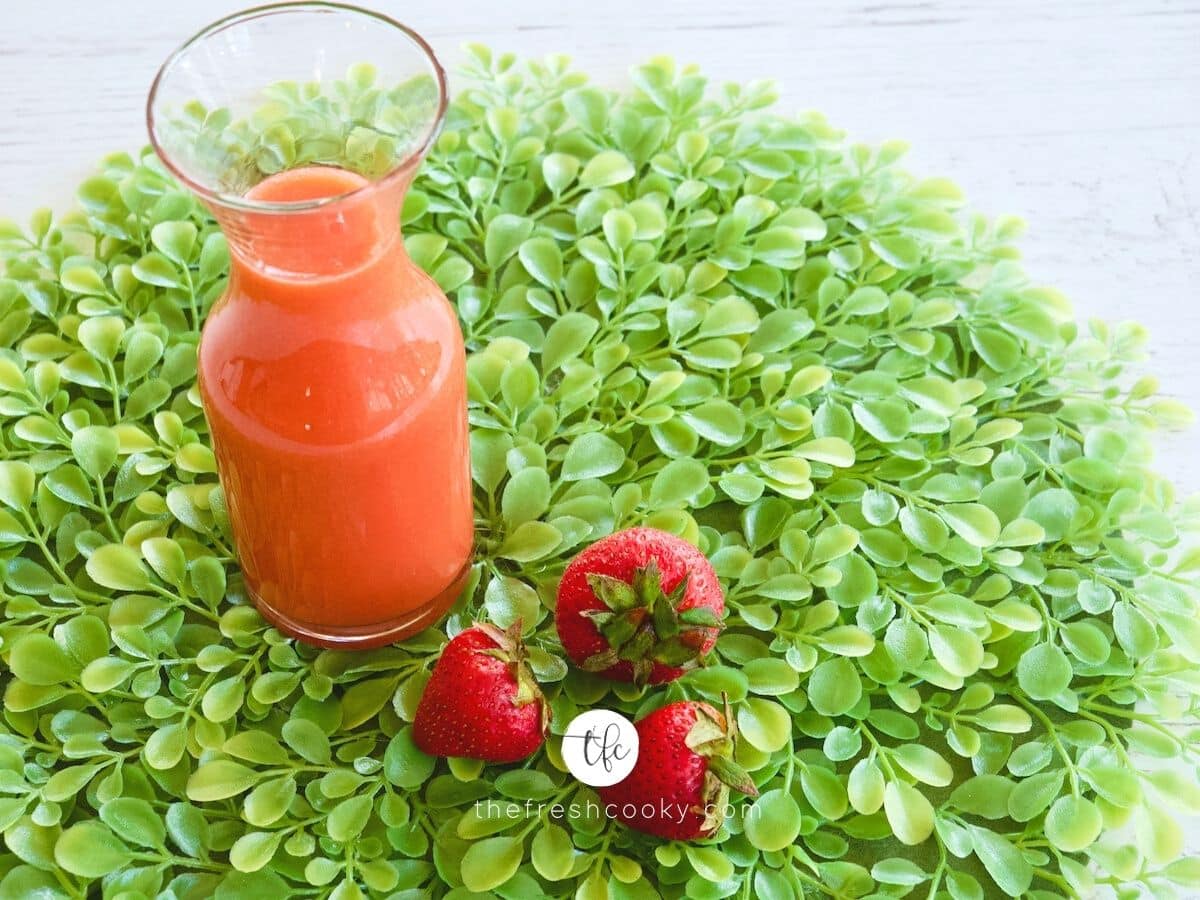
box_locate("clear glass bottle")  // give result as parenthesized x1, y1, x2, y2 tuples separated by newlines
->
(147, 3, 473, 648)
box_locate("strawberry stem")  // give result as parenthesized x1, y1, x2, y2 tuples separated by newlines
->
(471, 619, 547, 717)
(690, 699, 759, 797)
(584, 561, 723, 684)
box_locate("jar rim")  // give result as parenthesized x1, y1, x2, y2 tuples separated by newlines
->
(145, 1, 449, 214)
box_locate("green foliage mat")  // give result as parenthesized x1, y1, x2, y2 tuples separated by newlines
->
(1, 46, 1199, 900)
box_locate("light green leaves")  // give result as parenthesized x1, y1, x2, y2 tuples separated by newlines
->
(872, 858, 928, 887)
(971, 328, 1021, 372)
(929, 625, 984, 678)
(187, 761, 259, 802)
(852, 399, 910, 443)
(842, 286, 889, 316)
(938, 503, 1001, 547)
(892, 744, 953, 787)
(816, 625, 874, 657)
(1016, 641, 1073, 700)
(77, 317, 126, 361)
(1023, 488, 1078, 541)
(743, 657, 800, 695)
(244, 775, 297, 828)
(974, 705, 1032, 734)
(0, 461, 35, 510)
(686, 845, 734, 882)
(7, 633, 80, 685)
(807, 657, 862, 717)
(1045, 795, 1103, 852)
(460, 835, 524, 892)
(61, 263, 108, 296)
(578, 150, 635, 188)
(71, 425, 120, 478)
(86, 543, 151, 591)
(230, 830, 283, 872)
(0, 47, 1194, 900)
(883, 781, 934, 845)
(497, 520, 562, 561)
(145, 724, 187, 771)
(542, 312, 598, 373)
(100, 798, 165, 848)
(519, 238, 563, 287)
(484, 214, 533, 269)
(531, 823, 575, 880)
(649, 457, 709, 506)
(384, 729, 435, 790)
(682, 400, 745, 445)
(1060, 620, 1110, 664)
(900, 505, 949, 551)
(809, 524, 859, 566)
(54, 822, 133, 878)
(132, 251, 182, 289)
(327, 794, 373, 843)
(501, 467, 551, 527)
(795, 437, 855, 467)
(542, 153, 580, 195)
(737, 699, 791, 752)
(970, 826, 1033, 897)
(744, 789, 802, 850)
(1008, 769, 1065, 822)
(151, 221, 199, 265)
(799, 765, 848, 820)
(561, 432, 623, 480)
(1137, 801, 1185, 866)
(484, 575, 542, 631)
(948, 774, 1014, 819)
(202, 676, 245, 723)
(848, 759, 886, 815)
(81, 655, 136, 692)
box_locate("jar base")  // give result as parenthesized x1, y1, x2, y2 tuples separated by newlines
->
(250, 560, 473, 649)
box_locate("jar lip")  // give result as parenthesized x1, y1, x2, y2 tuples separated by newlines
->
(145, 1, 448, 214)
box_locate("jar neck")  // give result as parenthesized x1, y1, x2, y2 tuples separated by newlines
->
(209, 167, 412, 284)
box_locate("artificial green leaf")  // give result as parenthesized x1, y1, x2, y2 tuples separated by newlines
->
(384, 729, 435, 789)
(1045, 795, 1102, 852)
(561, 432, 624, 480)
(1016, 641, 1072, 700)
(54, 822, 133, 878)
(737, 699, 792, 753)
(970, 827, 1033, 897)
(99, 797, 165, 848)
(744, 789, 802, 850)
(460, 835, 524, 892)
(8, 634, 80, 685)
(807, 657, 862, 717)
(883, 781, 934, 845)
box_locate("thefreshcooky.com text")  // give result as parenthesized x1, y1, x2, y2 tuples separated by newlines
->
(474, 797, 757, 827)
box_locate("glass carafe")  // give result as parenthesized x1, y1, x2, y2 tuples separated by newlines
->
(147, 3, 473, 648)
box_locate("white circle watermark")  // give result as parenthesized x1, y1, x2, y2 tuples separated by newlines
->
(561, 709, 639, 787)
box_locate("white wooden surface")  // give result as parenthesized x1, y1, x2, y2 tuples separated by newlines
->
(2, 0, 1199, 870)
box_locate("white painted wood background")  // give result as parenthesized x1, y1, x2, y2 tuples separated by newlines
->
(1, 0, 1199, 875)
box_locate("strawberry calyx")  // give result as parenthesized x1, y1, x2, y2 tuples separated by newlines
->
(473, 621, 551, 733)
(580, 560, 723, 684)
(685, 698, 758, 834)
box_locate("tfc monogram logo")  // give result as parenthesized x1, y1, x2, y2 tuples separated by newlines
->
(560, 710, 639, 787)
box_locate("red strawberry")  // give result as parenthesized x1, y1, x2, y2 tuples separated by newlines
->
(598, 700, 757, 840)
(555, 527, 724, 685)
(412, 622, 549, 762)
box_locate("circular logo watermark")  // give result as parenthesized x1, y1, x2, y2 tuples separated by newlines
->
(561, 709, 639, 787)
